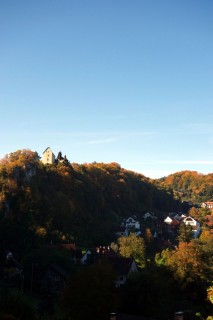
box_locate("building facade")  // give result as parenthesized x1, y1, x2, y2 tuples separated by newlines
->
(42, 147, 55, 164)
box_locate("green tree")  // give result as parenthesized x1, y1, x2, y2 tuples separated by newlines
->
(118, 233, 146, 267)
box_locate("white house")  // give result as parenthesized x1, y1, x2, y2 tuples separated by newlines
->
(123, 217, 140, 230)
(42, 147, 55, 165)
(164, 216, 173, 224)
(164, 216, 180, 230)
(182, 216, 197, 227)
(182, 216, 201, 238)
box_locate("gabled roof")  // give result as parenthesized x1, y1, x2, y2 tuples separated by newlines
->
(6, 256, 23, 271)
(171, 218, 180, 226)
(143, 212, 156, 219)
(183, 216, 197, 223)
(164, 216, 172, 222)
(126, 216, 139, 222)
(47, 263, 70, 279)
(107, 257, 137, 276)
(184, 216, 194, 221)
(43, 147, 51, 154)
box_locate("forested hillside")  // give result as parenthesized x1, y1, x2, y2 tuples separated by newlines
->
(0, 150, 213, 320)
(0, 149, 180, 250)
(157, 171, 213, 203)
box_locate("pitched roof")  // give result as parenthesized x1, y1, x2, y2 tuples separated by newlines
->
(48, 263, 70, 279)
(43, 147, 51, 153)
(6, 256, 23, 271)
(107, 257, 136, 276)
(171, 218, 180, 226)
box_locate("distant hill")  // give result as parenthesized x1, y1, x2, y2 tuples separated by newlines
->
(156, 170, 213, 204)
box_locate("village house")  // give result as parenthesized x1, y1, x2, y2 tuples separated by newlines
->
(164, 214, 200, 238)
(4, 251, 23, 282)
(182, 216, 201, 238)
(201, 201, 213, 210)
(79, 247, 138, 287)
(164, 216, 173, 225)
(40, 263, 70, 293)
(115, 227, 129, 238)
(164, 216, 180, 229)
(107, 256, 138, 287)
(122, 216, 140, 230)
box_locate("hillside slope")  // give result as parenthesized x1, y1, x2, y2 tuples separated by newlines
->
(0, 149, 180, 249)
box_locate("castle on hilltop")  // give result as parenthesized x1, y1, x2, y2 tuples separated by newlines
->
(41, 147, 69, 165)
(42, 147, 55, 164)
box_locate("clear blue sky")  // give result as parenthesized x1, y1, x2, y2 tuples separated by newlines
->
(1, 0, 213, 178)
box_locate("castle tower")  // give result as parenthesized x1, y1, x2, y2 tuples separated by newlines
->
(42, 147, 55, 164)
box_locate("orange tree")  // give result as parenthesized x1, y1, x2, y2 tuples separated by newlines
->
(163, 240, 207, 285)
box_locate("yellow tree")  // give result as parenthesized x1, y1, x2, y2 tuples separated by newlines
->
(207, 286, 213, 304)
(118, 233, 146, 267)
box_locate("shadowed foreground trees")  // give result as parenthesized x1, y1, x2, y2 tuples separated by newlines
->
(154, 238, 213, 317)
(120, 266, 180, 320)
(0, 150, 213, 319)
(0, 290, 36, 320)
(59, 263, 119, 320)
